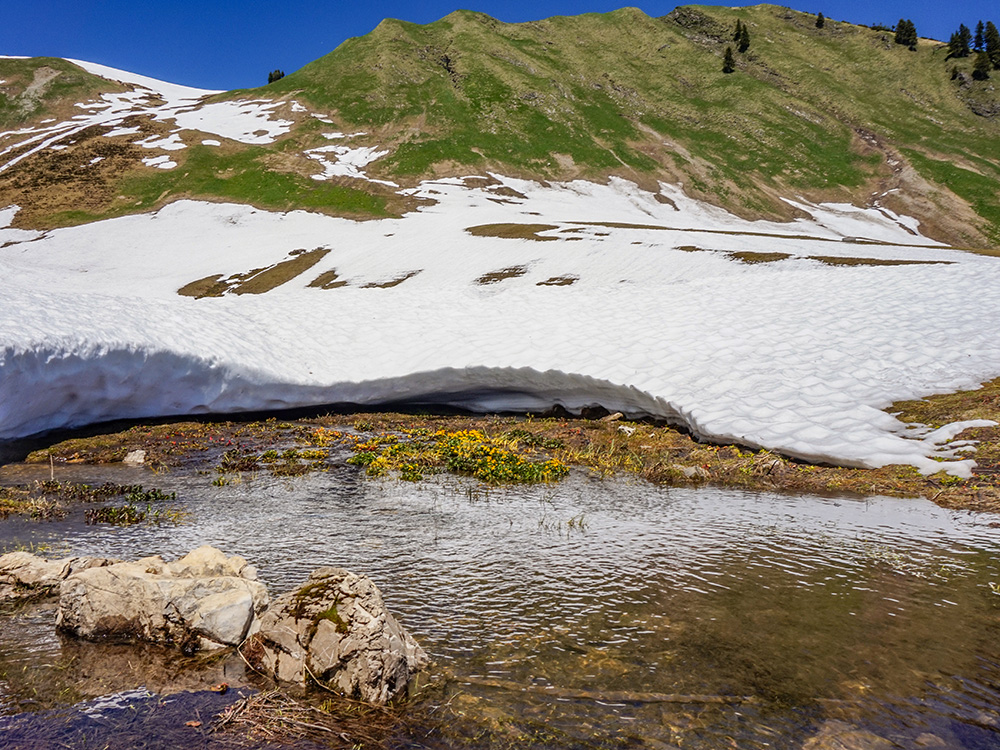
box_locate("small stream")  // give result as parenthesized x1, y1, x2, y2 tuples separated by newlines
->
(2, 461, 1000, 749)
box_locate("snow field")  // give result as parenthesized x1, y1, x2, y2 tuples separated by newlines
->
(2, 173, 999, 477)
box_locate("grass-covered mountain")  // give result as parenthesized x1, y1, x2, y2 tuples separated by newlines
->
(2, 4, 999, 246)
(0, 57, 122, 128)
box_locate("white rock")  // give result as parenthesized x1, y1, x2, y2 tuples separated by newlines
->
(123, 449, 146, 465)
(0, 551, 116, 602)
(56, 546, 268, 652)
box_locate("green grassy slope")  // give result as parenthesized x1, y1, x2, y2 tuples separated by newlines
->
(253, 4, 999, 243)
(3, 6, 999, 245)
(0, 57, 122, 128)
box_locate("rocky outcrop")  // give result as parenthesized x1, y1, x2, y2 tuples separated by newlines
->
(56, 545, 269, 653)
(245, 567, 429, 704)
(0, 551, 116, 603)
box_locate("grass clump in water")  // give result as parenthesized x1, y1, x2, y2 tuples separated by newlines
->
(0, 481, 181, 524)
(346, 429, 568, 483)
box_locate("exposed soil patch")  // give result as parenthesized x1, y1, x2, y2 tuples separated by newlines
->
(465, 223, 559, 241)
(536, 275, 579, 286)
(475, 266, 528, 284)
(730, 251, 792, 264)
(307, 269, 349, 289)
(360, 270, 422, 288)
(808, 255, 952, 267)
(0, 119, 159, 228)
(178, 249, 331, 298)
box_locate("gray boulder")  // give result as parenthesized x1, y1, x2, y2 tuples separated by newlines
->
(245, 566, 429, 704)
(0, 551, 116, 603)
(57, 545, 269, 652)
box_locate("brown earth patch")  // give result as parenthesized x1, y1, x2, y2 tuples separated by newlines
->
(536, 275, 579, 286)
(730, 251, 792, 264)
(475, 266, 528, 284)
(176, 275, 229, 299)
(466, 223, 559, 241)
(0, 117, 164, 228)
(807, 255, 951, 267)
(308, 269, 350, 289)
(360, 270, 422, 288)
(177, 248, 331, 298)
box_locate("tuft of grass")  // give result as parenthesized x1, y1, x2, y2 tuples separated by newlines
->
(346, 428, 568, 483)
(0, 481, 180, 523)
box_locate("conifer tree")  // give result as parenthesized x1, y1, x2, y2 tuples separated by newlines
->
(816, 12, 825, 29)
(986, 21, 1000, 68)
(733, 20, 743, 42)
(738, 24, 751, 53)
(894, 19, 917, 50)
(973, 51, 991, 80)
(974, 20, 985, 51)
(948, 25, 971, 58)
(723, 46, 736, 74)
(267, 69, 285, 84)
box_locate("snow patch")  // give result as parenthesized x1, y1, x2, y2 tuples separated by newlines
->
(305, 144, 394, 184)
(104, 125, 142, 138)
(201, 139, 221, 146)
(322, 131, 367, 140)
(66, 58, 220, 100)
(166, 100, 292, 144)
(141, 154, 176, 169)
(138, 132, 186, 150)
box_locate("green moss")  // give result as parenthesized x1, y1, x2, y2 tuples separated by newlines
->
(316, 603, 349, 634)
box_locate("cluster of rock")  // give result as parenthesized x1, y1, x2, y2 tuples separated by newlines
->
(57, 546, 269, 652)
(0, 546, 427, 704)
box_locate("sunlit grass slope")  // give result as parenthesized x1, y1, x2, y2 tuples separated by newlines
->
(257, 4, 1000, 242)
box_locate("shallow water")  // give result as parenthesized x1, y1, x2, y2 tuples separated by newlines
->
(2, 463, 1000, 748)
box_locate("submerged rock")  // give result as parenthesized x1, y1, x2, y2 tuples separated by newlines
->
(0, 551, 116, 604)
(56, 545, 269, 652)
(245, 566, 429, 704)
(802, 720, 894, 750)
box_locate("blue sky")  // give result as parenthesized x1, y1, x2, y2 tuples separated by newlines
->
(3, 1, 995, 90)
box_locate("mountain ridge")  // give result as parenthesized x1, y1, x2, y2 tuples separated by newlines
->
(1, 4, 998, 246)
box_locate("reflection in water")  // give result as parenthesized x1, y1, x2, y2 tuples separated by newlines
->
(1, 464, 1000, 748)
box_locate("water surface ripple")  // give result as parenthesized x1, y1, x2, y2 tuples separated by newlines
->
(2, 466, 999, 748)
